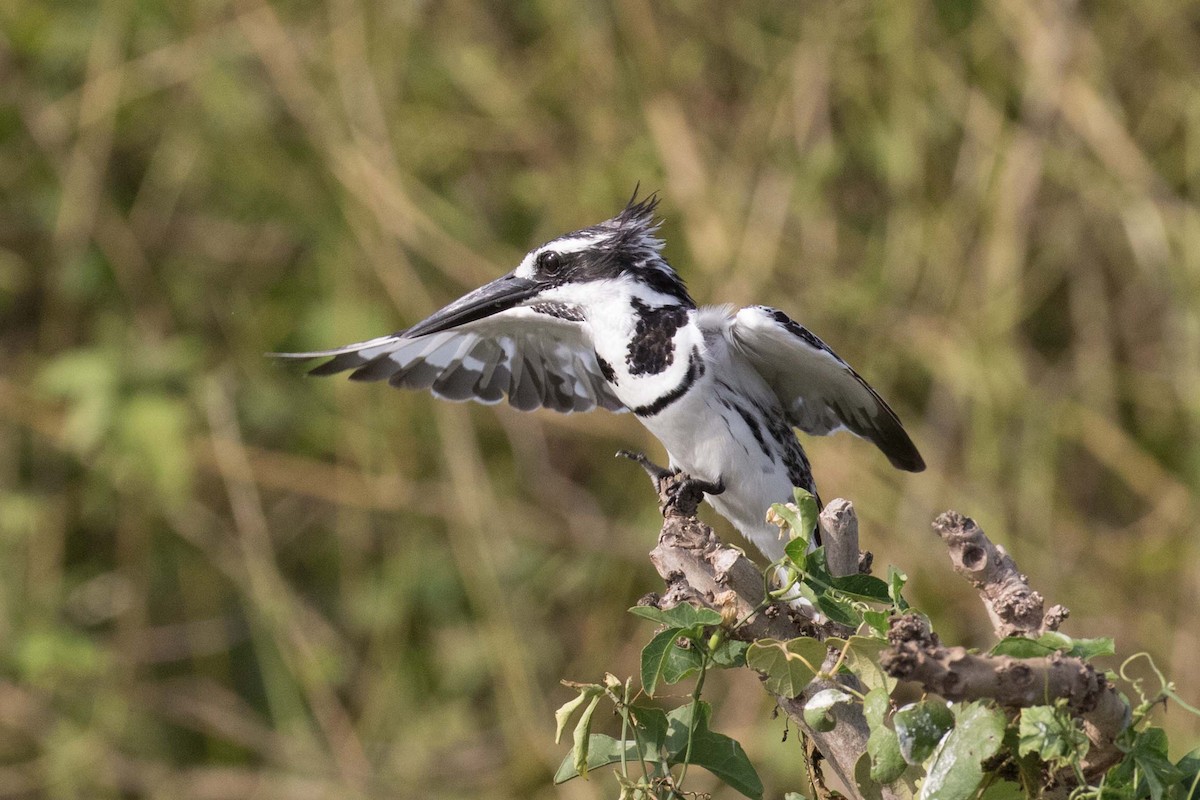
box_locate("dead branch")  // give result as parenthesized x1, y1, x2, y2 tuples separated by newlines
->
(818, 498, 860, 578)
(642, 489, 1132, 798)
(880, 614, 1129, 766)
(932, 511, 1068, 638)
(884, 515, 1131, 779)
(644, 488, 894, 798)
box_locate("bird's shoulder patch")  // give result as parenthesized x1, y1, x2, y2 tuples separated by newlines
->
(747, 305, 842, 361)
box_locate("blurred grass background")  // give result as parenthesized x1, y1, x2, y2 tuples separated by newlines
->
(1, 0, 1198, 797)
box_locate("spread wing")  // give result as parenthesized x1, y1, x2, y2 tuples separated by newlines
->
(274, 308, 625, 414)
(720, 305, 925, 471)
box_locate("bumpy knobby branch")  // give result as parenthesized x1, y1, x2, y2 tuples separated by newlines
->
(643, 479, 896, 799)
(818, 497, 860, 578)
(641, 480, 1132, 797)
(883, 515, 1131, 778)
(932, 511, 1068, 638)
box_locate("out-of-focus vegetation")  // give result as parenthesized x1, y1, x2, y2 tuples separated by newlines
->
(0, 1, 1197, 797)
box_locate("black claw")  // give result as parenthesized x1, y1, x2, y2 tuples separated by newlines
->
(681, 476, 725, 497)
(616, 450, 675, 483)
(617, 451, 724, 519)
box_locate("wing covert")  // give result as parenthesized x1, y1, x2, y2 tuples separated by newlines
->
(724, 305, 925, 472)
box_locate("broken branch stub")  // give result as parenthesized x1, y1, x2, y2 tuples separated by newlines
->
(931, 511, 1069, 638)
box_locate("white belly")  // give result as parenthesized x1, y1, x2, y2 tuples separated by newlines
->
(632, 353, 804, 561)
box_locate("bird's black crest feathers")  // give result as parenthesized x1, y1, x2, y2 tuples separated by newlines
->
(557, 188, 691, 305)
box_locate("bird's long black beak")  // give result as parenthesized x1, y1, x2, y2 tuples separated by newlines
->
(405, 273, 540, 337)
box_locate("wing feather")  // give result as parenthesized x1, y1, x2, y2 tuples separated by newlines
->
(722, 305, 925, 472)
(274, 307, 625, 415)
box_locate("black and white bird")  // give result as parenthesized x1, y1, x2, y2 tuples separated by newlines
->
(277, 195, 924, 560)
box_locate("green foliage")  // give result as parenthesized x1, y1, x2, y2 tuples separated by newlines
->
(864, 687, 908, 786)
(895, 700, 956, 765)
(554, 676, 762, 799)
(918, 703, 1006, 800)
(993, 633, 1116, 661)
(803, 688, 855, 733)
(1017, 704, 1090, 769)
(557, 496, 1200, 799)
(745, 637, 828, 697)
(640, 628, 705, 697)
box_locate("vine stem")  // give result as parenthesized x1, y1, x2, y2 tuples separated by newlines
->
(674, 652, 711, 791)
(613, 678, 654, 792)
(619, 679, 631, 781)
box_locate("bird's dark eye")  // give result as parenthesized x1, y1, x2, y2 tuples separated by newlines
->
(537, 250, 564, 276)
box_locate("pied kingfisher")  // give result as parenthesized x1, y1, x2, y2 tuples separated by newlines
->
(277, 195, 924, 560)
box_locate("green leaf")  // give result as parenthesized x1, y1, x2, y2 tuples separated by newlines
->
(640, 628, 703, 696)
(1067, 636, 1116, 660)
(804, 688, 854, 732)
(838, 636, 897, 695)
(772, 506, 812, 571)
(854, 753, 888, 800)
(817, 591, 861, 627)
(863, 687, 907, 785)
(1003, 723, 1044, 791)
(1129, 728, 1183, 800)
(979, 779, 1026, 800)
(688, 728, 763, 799)
(711, 638, 750, 669)
(555, 705, 673, 785)
(745, 637, 826, 697)
(805, 546, 834, 584)
(793, 486, 819, 532)
(629, 704, 669, 757)
(888, 566, 910, 611)
(868, 725, 907, 785)
(1174, 748, 1200, 800)
(571, 693, 602, 776)
(894, 700, 955, 765)
(991, 637, 1056, 659)
(863, 687, 891, 727)
(1176, 746, 1200, 784)
(1017, 705, 1089, 768)
(800, 549, 863, 625)
(664, 700, 707, 758)
(553, 734, 661, 784)
(629, 604, 723, 631)
(918, 702, 1006, 800)
(863, 609, 891, 636)
(784, 535, 809, 571)
(665, 702, 762, 800)
(830, 574, 892, 603)
(771, 487, 818, 567)
(554, 686, 601, 743)
(992, 632, 1114, 661)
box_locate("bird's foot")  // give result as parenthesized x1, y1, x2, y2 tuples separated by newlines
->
(616, 450, 675, 483)
(616, 451, 724, 518)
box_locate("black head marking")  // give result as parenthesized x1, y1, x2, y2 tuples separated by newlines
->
(534, 190, 695, 307)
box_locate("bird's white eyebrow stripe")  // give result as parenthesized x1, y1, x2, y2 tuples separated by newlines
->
(515, 232, 611, 278)
(541, 232, 609, 254)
